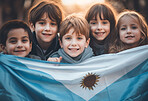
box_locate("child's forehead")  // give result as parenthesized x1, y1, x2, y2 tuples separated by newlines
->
(65, 28, 83, 36)
(65, 32, 84, 37)
(8, 28, 28, 37)
(8, 28, 25, 33)
(120, 15, 139, 24)
(39, 12, 56, 21)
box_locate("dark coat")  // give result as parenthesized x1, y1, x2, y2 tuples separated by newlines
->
(30, 32, 60, 60)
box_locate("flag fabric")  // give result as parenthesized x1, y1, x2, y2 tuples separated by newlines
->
(0, 45, 148, 101)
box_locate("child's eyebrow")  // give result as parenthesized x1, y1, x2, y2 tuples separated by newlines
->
(121, 23, 137, 27)
(64, 34, 71, 37)
(8, 37, 17, 40)
(90, 19, 97, 21)
(77, 34, 83, 36)
(120, 25, 126, 27)
(131, 24, 137, 26)
(39, 18, 56, 22)
(9, 36, 29, 40)
(22, 36, 29, 38)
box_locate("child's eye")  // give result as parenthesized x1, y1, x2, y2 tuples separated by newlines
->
(77, 37, 83, 40)
(102, 21, 108, 24)
(132, 26, 137, 29)
(90, 22, 97, 25)
(120, 27, 126, 30)
(51, 22, 57, 26)
(22, 39, 29, 43)
(9, 40, 17, 44)
(65, 37, 71, 40)
(39, 22, 45, 25)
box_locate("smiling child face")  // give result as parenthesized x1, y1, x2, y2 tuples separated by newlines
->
(60, 28, 90, 57)
(4, 28, 32, 57)
(119, 15, 142, 47)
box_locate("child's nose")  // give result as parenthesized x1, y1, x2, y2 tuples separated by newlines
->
(16, 41, 23, 48)
(127, 27, 131, 34)
(45, 23, 51, 31)
(71, 39, 77, 46)
(96, 22, 102, 30)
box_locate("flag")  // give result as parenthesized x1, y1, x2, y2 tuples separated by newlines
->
(0, 45, 148, 101)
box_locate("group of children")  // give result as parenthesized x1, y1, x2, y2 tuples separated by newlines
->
(0, 1, 148, 64)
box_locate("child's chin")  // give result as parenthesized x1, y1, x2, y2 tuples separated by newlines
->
(69, 54, 80, 58)
(15, 54, 26, 57)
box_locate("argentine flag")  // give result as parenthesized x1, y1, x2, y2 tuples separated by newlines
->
(0, 45, 148, 101)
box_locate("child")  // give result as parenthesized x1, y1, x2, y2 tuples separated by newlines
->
(0, 20, 40, 59)
(85, 2, 117, 55)
(47, 14, 94, 63)
(28, 1, 63, 60)
(109, 10, 148, 53)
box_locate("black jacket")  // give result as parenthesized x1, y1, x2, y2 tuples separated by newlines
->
(30, 32, 60, 60)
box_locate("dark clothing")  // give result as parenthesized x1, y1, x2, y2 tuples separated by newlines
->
(26, 54, 41, 60)
(30, 32, 60, 60)
(90, 37, 108, 56)
(50, 46, 94, 64)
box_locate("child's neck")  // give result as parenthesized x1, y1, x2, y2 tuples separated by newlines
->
(125, 43, 138, 49)
(93, 37, 105, 45)
(38, 41, 52, 50)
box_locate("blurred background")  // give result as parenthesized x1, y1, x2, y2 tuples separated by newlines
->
(0, 0, 148, 27)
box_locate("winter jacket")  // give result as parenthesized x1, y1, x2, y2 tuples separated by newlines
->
(30, 32, 60, 60)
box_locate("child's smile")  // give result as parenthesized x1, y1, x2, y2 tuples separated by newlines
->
(4, 28, 32, 57)
(119, 16, 142, 47)
(60, 28, 89, 57)
(33, 13, 58, 46)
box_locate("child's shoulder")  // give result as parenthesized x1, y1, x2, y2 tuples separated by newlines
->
(50, 51, 60, 58)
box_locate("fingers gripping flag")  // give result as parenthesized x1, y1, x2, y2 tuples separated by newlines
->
(0, 45, 148, 101)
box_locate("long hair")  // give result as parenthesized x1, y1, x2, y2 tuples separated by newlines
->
(109, 10, 148, 53)
(85, 2, 117, 53)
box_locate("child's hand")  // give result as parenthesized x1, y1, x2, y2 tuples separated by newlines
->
(47, 56, 62, 62)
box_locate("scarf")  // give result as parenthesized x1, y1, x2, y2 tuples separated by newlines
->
(52, 46, 94, 64)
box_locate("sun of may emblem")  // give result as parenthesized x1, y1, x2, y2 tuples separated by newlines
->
(80, 72, 100, 90)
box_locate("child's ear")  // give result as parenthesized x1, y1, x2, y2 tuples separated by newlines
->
(85, 38, 90, 48)
(0, 44, 7, 54)
(59, 38, 63, 48)
(29, 23, 35, 32)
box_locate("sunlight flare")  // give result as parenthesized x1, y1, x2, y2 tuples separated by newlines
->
(62, 0, 105, 5)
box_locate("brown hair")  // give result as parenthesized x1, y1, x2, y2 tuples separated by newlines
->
(28, 1, 63, 31)
(109, 10, 148, 53)
(85, 2, 116, 36)
(85, 2, 117, 54)
(0, 20, 32, 46)
(59, 14, 90, 41)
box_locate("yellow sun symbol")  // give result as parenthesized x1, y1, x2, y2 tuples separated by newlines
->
(80, 72, 100, 90)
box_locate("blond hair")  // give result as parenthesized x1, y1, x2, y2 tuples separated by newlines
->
(109, 10, 148, 53)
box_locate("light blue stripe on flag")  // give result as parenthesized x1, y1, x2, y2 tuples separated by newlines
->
(0, 45, 148, 101)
